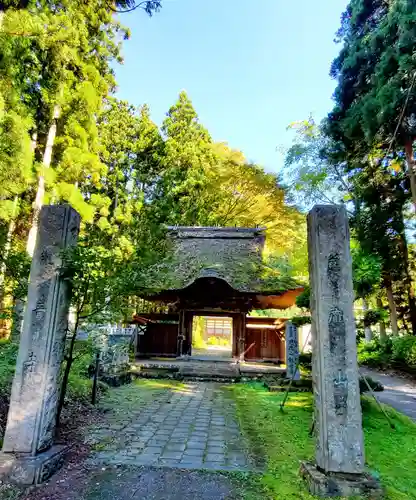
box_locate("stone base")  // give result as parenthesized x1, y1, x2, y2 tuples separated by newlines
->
(300, 462, 383, 498)
(0, 445, 69, 485)
(101, 371, 132, 387)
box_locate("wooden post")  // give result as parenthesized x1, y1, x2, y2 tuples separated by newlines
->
(232, 314, 239, 358)
(240, 312, 246, 359)
(91, 351, 100, 405)
(184, 312, 193, 356)
(177, 310, 185, 357)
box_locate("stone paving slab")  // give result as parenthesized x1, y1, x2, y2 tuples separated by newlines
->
(88, 382, 253, 472)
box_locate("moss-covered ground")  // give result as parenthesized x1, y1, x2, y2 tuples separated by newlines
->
(227, 383, 416, 499)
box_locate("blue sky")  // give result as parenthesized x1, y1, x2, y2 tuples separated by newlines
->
(115, 0, 348, 174)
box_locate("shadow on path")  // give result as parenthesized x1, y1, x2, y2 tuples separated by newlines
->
(83, 466, 244, 500)
(361, 367, 416, 421)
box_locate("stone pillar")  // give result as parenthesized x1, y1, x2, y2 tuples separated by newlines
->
(0, 205, 80, 484)
(285, 321, 300, 380)
(300, 205, 381, 497)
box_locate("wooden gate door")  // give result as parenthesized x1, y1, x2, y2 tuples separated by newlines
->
(137, 321, 178, 357)
(244, 326, 283, 361)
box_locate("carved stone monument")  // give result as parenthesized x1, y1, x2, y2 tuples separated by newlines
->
(300, 205, 381, 497)
(285, 321, 300, 380)
(0, 205, 80, 485)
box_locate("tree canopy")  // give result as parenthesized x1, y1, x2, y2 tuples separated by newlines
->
(283, 0, 416, 336)
(0, 1, 306, 337)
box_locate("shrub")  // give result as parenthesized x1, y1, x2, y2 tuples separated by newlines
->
(391, 335, 416, 369)
(359, 375, 384, 392)
(65, 340, 101, 404)
(0, 341, 18, 397)
(363, 309, 384, 327)
(291, 316, 311, 328)
(357, 338, 392, 368)
(67, 371, 93, 402)
(356, 336, 416, 373)
(295, 286, 310, 309)
(298, 352, 312, 372)
(207, 336, 223, 345)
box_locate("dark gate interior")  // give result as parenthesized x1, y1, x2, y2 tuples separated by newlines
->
(135, 314, 179, 357)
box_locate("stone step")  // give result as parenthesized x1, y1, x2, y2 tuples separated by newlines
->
(131, 371, 241, 383)
(266, 385, 312, 393)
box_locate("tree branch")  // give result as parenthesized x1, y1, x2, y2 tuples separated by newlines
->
(108, 1, 161, 14)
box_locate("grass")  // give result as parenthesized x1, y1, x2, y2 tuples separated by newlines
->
(227, 383, 416, 500)
(98, 378, 188, 415)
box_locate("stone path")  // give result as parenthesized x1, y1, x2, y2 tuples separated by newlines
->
(88, 382, 252, 471)
(361, 367, 416, 421)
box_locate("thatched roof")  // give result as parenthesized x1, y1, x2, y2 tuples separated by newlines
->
(141, 227, 303, 309)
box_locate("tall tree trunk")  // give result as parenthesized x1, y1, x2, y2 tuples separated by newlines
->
(56, 315, 79, 428)
(377, 295, 387, 341)
(362, 298, 373, 342)
(399, 231, 416, 335)
(404, 139, 416, 212)
(26, 105, 60, 257)
(385, 278, 399, 336)
(0, 197, 19, 338)
(10, 132, 39, 341)
(0, 197, 19, 300)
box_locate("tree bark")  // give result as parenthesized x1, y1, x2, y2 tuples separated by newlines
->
(404, 139, 416, 212)
(362, 298, 373, 342)
(0, 197, 19, 301)
(399, 231, 416, 335)
(0, 197, 19, 339)
(26, 105, 60, 257)
(376, 296, 387, 341)
(9, 132, 38, 341)
(56, 315, 78, 428)
(10, 298, 25, 342)
(385, 279, 399, 336)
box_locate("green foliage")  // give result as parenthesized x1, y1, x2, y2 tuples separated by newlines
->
(357, 334, 416, 371)
(206, 336, 230, 346)
(391, 335, 416, 369)
(0, 94, 33, 219)
(325, 0, 416, 333)
(298, 352, 312, 372)
(352, 244, 382, 299)
(250, 306, 302, 318)
(363, 309, 385, 328)
(65, 340, 106, 403)
(290, 315, 311, 328)
(0, 340, 18, 397)
(283, 117, 351, 209)
(295, 286, 310, 310)
(330, 0, 416, 155)
(155, 91, 216, 226)
(281, 1, 416, 337)
(0, 0, 128, 212)
(192, 316, 206, 349)
(357, 338, 393, 369)
(0, 8, 306, 344)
